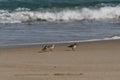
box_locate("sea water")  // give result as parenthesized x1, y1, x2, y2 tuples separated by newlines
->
(0, 0, 120, 46)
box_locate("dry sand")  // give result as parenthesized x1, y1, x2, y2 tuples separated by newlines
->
(0, 39, 120, 80)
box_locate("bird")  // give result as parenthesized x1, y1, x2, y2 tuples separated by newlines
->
(41, 45, 49, 52)
(48, 44, 55, 51)
(68, 43, 77, 51)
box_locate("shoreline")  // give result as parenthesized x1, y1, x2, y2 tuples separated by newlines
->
(1, 38, 120, 48)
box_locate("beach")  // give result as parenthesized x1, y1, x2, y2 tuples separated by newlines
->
(0, 0, 120, 80)
(0, 39, 120, 80)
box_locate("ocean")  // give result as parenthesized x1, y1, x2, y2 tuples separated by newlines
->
(0, 0, 120, 47)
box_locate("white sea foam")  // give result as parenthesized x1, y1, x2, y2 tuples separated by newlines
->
(0, 6, 120, 23)
(15, 8, 30, 11)
(104, 36, 120, 40)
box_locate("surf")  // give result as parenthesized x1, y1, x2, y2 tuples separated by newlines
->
(0, 5, 120, 23)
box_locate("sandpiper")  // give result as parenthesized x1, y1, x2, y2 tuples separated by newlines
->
(68, 43, 77, 51)
(48, 44, 55, 51)
(41, 45, 48, 52)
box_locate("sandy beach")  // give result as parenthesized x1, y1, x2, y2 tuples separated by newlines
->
(0, 39, 120, 80)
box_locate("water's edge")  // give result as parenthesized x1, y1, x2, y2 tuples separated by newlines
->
(1, 38, 120, 48)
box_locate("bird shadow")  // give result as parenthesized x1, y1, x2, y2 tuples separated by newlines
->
(38, 50, 48, 53)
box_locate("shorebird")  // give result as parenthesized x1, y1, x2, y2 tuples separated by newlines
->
(48, 44, 55, 51)
(68, 43, 77, 51)
(41, 45, 48, 52)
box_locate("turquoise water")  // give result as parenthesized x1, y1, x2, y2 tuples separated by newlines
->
(0, 0, 120, 10)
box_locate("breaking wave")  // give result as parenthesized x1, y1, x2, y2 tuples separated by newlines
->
(104, 36, 120, 40)
(0, 5, 120, 23)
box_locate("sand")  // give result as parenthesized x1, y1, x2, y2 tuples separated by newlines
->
(0, 39, 120, 80)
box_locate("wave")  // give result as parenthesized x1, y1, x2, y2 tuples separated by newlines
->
(104, 36, 120, 40)
(0, 5, 120, 23)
